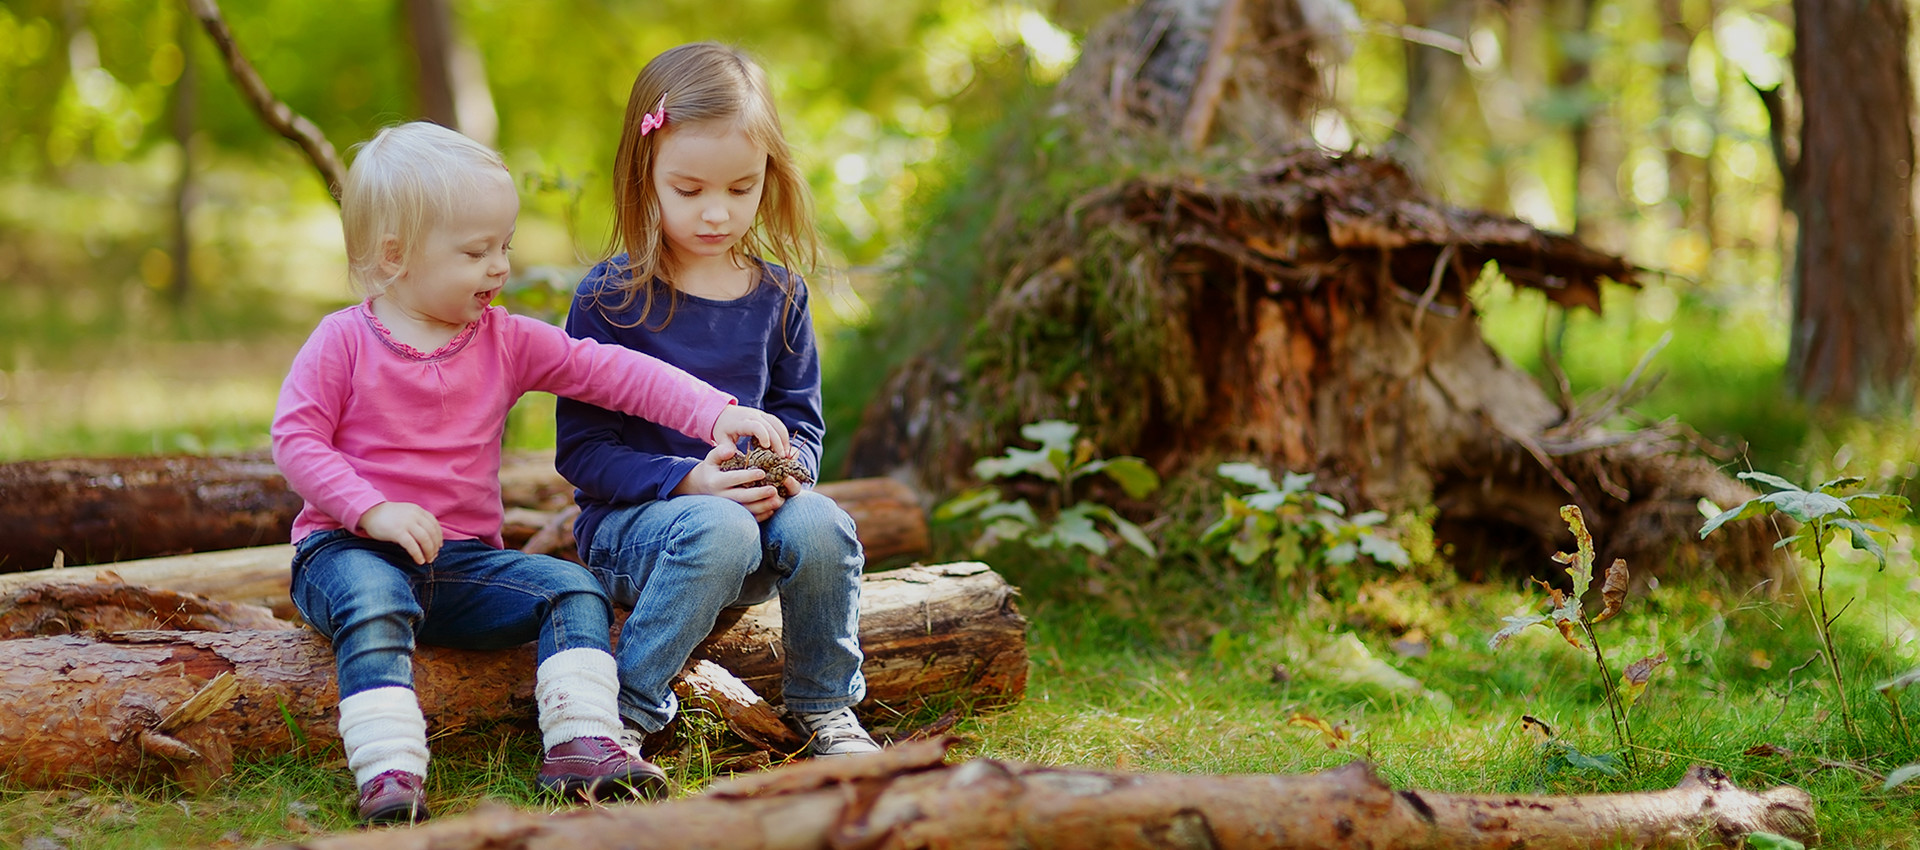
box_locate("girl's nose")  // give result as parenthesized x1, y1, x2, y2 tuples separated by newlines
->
(702, 204, 729, 224)
(488, 250, 510, 276)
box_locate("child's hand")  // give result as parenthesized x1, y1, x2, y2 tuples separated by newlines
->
(358, 501, 444, 564)
(673, 444, 787, 521)
(711, 406, 790, 457)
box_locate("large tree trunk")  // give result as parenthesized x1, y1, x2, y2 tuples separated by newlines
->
(846, 0, 1782, 584)
(258, 738, 1815, 850)
(0, 562, 1024, 789)
(1787, 0, 1917, 411)
(0, 451, 929, 571)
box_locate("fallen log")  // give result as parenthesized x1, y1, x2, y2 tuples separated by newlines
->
(0, 453, 296, 571)
(0, 579, 292, 638)
(260, 737, 1816, 850)
(0, 450, 930, 570)
(0, 546, 300, 618)
(0, 483, 928, 620)
(0, 562, 1025, 788)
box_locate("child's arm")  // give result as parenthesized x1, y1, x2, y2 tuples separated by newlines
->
(506, 314, 789, 454)
(272, 322, 447, 562)
(271, 324, 397, 537)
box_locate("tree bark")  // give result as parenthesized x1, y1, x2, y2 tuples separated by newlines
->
(401, 0, 459, 131)
(0, 563, 1024, 788)
(1787, 0, 1917, 412)
(0, 578, 291, 638)
(0, 453, 298, 571)
(169, 9, 198, 306)
(0, 450, 929, 571)
(257, 738, 1815, 850)
(0, 545, 300, 618)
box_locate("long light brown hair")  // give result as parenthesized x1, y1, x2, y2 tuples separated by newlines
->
(600, 42, 821, 329)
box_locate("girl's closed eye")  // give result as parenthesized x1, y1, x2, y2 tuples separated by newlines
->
(674, 186, 700, 198)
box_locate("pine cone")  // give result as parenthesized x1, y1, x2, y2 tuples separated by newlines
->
(718, 443, 814, 486)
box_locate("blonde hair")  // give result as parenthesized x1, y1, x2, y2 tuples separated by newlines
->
(602, 42, 821, 327)
(341, 121, 510, 297)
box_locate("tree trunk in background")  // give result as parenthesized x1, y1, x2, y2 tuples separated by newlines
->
(1551, 0, 1602, 240)
(402, 0, 458, 129)
(1787, 0, 1917, 412)
(400, 0, 497, 145)
(1658, 0, 1708, 241)
(169, 11, 197, 305)
(1387, 0, 1474, 190)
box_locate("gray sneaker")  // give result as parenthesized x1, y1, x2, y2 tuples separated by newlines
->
(792, 707, 881, 758)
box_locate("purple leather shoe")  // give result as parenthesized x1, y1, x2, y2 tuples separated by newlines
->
(538, 735, 670, 802)
(357, 769, 429, 825)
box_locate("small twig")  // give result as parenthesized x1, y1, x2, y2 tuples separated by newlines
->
(1812, 756, 1885, 783)
(1179, 0, 1246, 151)
(1359, 21, 1469, 55)
(1410, 243, 1456, 335)
(1765, 652, 1824, 732)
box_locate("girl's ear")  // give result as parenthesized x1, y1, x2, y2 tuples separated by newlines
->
(377, 235, 406, 279)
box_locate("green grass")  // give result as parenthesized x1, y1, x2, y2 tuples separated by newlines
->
(4, 173, 1917, 847)
(7, 540, 1914, 848)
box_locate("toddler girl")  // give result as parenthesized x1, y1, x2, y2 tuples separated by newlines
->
(554, 42, 878, 761)
(272, 120, 789, 824)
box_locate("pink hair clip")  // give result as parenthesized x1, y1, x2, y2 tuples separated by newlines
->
(640, 95, 668, 137)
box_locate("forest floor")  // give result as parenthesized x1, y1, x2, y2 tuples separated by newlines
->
(0, 541, 1916, 848)
(2, 276, 1918, 848)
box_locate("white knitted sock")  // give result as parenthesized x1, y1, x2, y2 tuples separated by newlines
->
(535, 647, 624, 751)
(337, 686, 429, 787)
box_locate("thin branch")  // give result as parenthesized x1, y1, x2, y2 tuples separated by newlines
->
(184, 0, 345, 201)
(1179, 0, 1246, 151)
(1410, 243, 1456, 335)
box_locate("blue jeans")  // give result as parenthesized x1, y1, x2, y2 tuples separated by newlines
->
(290, 529, 614, 699)
(585, 490, 866, 732)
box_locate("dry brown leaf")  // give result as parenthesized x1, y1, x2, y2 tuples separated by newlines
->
(1593, 559, 1629, 623)
(1286, 711, 1351, 749)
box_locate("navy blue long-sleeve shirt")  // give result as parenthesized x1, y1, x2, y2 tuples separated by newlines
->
(555, 256, 824, 557)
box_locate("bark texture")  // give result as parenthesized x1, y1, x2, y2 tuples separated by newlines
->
(0, 563, 1025, 788)
(0, 546, 300, 618)
(0, 579, 291, 638)
(0, 453, 297, 571)
(1787, 0, 1917, 411)
(0, 450, 929, 571)
(262, 738, 1816, 850)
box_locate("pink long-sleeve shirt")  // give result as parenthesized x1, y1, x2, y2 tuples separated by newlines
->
(271, 302, 734, 548)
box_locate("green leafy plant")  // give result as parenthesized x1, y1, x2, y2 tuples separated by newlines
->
(1200, 463, 1409, 590)
(1699, 472, 1909, 742)
(1490, 506, 1658, 769)
(935, 420, 1161, 557)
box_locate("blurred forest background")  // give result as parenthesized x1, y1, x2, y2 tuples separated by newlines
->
(0, 0, 1864, 477)
(7, 3, 1920, 845)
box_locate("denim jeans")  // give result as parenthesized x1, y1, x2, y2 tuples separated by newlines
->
(290, 529, 614, 699)
(585, 490, 866, 732)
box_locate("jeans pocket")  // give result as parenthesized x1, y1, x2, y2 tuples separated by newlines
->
(588, 564, 639, 609)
